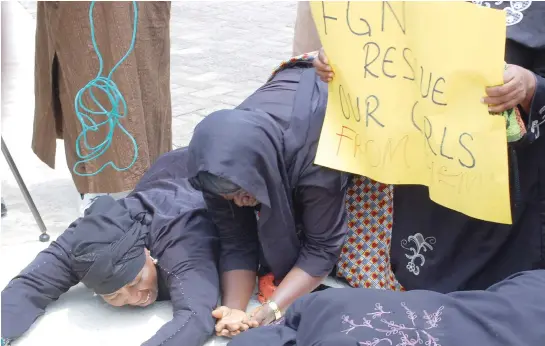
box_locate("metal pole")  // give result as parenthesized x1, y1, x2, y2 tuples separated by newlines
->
(1, 136, 50, 242)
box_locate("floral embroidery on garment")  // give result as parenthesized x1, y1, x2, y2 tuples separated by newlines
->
(341, 303, 444, 346)
(472, 1, 533, 26)
(400, 233, 436, 276)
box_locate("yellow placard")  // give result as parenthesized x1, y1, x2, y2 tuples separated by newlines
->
(311, 1, 511, 224)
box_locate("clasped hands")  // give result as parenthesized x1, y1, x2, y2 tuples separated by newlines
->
(212, 304, 276, 338)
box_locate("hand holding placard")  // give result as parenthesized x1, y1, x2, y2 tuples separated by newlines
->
(310, 1, 511, 224)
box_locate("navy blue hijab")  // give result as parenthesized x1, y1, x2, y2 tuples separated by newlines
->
(185, 67, 347, 279)
(70, 196, 150, 294)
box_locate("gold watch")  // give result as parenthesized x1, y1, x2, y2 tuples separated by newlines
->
(266, 300, 282, 321)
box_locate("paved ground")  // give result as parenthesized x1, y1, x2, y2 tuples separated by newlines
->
(1, 2, 343, 346)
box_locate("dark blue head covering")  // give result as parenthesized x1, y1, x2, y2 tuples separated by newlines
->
(190, 171, 242, 195)
(185, 67, 347, 280)
(69, 196, 150, 295)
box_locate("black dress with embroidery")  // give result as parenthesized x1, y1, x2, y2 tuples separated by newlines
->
(228, 270, 545, 346)
(390, 1, 545, 292)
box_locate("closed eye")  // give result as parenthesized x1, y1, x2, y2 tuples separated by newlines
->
(102, 293, 118, 301)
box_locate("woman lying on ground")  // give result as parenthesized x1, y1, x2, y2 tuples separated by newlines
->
(229, 269, 545, 346)
(312, 2, 545, 293)
(185, 62, 350, 336)
(1, 148, 220, 346)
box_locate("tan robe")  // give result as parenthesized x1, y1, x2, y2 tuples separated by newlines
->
(32, 1, 172, 194)
(292, 1, 322, 56)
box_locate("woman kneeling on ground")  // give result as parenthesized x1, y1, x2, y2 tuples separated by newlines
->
(186, 62, 349, 337)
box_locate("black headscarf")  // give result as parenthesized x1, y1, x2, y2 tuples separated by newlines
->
(69, 196, 150, 294)
(191, 171, 242, 195)
(186, 67, 347, 279)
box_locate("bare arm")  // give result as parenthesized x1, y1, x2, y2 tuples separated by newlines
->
(221, 270, 256, 311)
(271, 267, 324, 312)
(202, 192, 259, 310)
(269, 186, 347, 314)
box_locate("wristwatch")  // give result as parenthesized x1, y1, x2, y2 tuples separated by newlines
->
(266, 300, 282, 321)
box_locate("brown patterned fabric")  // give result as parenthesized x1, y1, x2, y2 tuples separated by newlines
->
(32, 1, 172, 194)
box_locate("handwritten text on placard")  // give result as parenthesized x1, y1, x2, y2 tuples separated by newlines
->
(311, 1, 511, 224)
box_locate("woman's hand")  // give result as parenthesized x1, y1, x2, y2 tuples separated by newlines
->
(313, 47, 334, 83)
(212, 306, 251, 337)
(248, 303, 275, 327)
(483, 64, 536, 113)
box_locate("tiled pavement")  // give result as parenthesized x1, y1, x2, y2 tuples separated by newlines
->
(1, 2, 345, 346)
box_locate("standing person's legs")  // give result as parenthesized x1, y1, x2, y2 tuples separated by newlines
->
(36, 2, 171, 215)
(292, 1, 322, 56)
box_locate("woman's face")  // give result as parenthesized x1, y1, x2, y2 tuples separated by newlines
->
(221, 190, 259, 207)
(100, 250, 158, 307)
